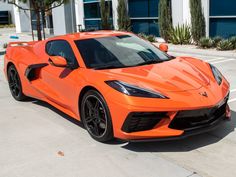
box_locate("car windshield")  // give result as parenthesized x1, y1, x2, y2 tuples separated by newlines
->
(75, 34, 172, 69)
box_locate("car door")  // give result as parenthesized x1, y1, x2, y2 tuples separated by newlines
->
(39, 40, 81, 117)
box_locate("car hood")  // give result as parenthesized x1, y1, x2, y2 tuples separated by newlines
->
(96, 57, 211, 92)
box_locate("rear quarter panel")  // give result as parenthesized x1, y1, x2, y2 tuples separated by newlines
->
(4, 41, 45, 97)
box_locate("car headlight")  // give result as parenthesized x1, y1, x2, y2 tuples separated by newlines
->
(105, 80, 168, 99)
(210, 64, 222, 85)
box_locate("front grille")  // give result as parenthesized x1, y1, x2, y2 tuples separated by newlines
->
(169, 102, 227, 131)
(121, 112, 167, 133)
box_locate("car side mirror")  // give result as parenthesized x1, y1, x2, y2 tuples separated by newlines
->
(48, 56, 67, 68)
(159, 43, 168, 53)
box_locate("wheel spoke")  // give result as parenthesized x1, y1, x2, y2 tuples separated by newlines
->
(14, 87, 19, 96)
(86, 100, 94, 110)
(13, 71, 18, 80)
(83, 95, 108, 138)
(94, 100, 99, 110)
(85, 116, 94, 123)
(9, 82, 15, 88)
(92, 122, 100, 136)
(10, 71, 14, 80)
(15, 83, 20, 89)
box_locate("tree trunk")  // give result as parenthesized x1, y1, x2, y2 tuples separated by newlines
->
(35, 10, 42, 41)
(41, 10, 46, 40)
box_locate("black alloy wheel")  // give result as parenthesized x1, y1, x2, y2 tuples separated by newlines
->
(81, 90, 113, 142)
(7, 65, 26, 101)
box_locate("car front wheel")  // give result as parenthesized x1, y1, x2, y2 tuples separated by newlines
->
(81, 90, 114, 142)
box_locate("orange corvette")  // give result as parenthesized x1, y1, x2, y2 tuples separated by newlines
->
(4, 31, 231, 142)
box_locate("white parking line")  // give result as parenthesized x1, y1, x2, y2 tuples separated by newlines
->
(229, 98, 236, 103)
(205, 58, 225, 62)
(211, 59, 235, 64)
(231, 89, 236, 93)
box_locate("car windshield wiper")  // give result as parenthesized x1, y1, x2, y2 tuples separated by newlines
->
(135, 60, 164, 66)
(93, 64, 124, 70)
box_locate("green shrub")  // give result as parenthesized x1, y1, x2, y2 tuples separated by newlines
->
(117, 0, 131, 31)
(190, 0, 206, 43)
(217, 40, 234, 51)
(158, 0, 172, 41)
(138, 33, 148, 39)
(100, 0, 111, 29)
(229, 36, 236, 49)
(137, 33, 156, 42)
(168, 24, 191, 45)
(0, 24, 15, 28)
(146, 35, 156, 42)
(198, 37, 213, 48)
(212, 36, 222, 47)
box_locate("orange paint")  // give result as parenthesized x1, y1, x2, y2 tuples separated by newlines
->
(4, 31, 230, 141)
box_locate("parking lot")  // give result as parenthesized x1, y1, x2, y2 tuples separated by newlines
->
(0, 37, 236, 177)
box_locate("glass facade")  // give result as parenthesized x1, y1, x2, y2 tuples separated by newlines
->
(210, 0, 236, 16)
(209, 0, 236, 38)
(128, 0, 159, 36)
(83, 0, 112, 30)
(210, 18, 236, 38)
(81, 0, 236, 38)
(0, 11, 10, 25)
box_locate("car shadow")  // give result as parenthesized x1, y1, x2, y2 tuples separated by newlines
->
(28, 98, 84, 128)
(26, 97, 236, 148)
(121, 111, 236, 152)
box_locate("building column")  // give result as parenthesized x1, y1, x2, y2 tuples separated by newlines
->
(171, 0, 183, 27)
(182, 0, 191, 24)
(172, 0, 209, 37)
(112, 0, 118, 30)
(13, 0, 21, 33)
(202, 0, 210, 37)
(74, 0, 85, 31)
(52, 5, 66, 35)
(171, 0, 191, 27)
(13, 0, 31, 33)
(52, 0, 76, 35)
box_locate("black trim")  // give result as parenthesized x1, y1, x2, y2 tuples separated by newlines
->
(122, 112, 167, 133)
(25, 63, 48, 81)
(128, 114, 229, 142)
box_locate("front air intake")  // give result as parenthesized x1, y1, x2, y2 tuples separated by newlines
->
(121, 112, 167, 133)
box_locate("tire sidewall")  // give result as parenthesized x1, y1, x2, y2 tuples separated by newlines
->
(7, 65, 25, 101)
(81, 90, 114, 142)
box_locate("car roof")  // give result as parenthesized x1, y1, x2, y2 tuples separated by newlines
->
(49, 30, 131, 41)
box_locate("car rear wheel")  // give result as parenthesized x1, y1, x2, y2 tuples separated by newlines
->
(7, 65, 26, 101)
(81, 90, 114, 142)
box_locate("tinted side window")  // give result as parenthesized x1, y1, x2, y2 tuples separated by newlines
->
(46, 40, 77, 65)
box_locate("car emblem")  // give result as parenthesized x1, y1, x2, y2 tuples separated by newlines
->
(199, 91, 208, 97)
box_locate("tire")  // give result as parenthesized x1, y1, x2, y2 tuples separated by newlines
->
(7, 65, 27, 101)
(81, 90, 114, 142)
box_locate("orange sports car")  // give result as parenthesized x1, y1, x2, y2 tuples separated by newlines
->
(4, 31, 231, 142)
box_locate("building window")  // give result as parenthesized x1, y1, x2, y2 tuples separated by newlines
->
(210, 18, 236, 38)
(84, 1, 100, 19)
(128, 0, 159, 36)
(83, 0, 112, 30)
(209, 0, 236, 38)
(210, 0, 236, 16)
(0, 11, 10, 25)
